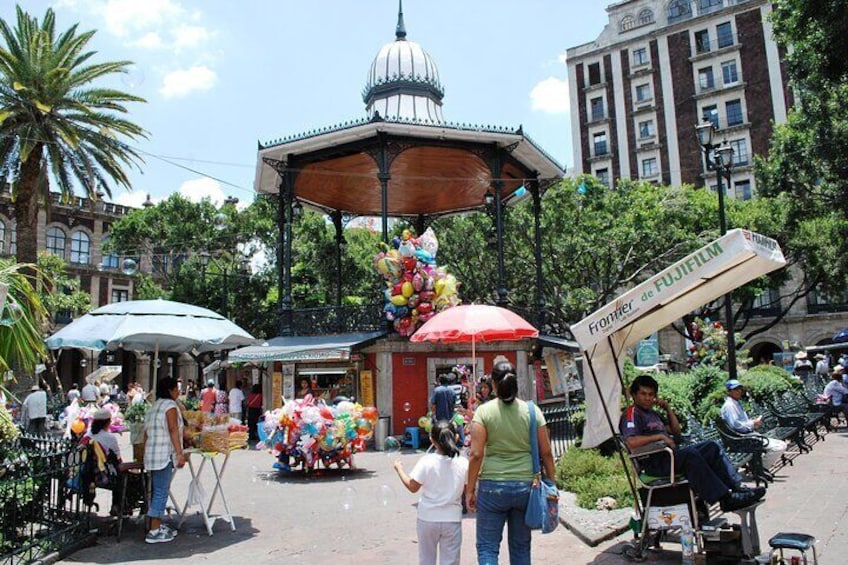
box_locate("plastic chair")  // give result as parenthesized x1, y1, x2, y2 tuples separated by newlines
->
(403, 427, 420, 449)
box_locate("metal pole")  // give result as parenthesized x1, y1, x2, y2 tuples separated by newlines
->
(491, 147, 507, 306)
(530, 179, 545, 330)
(715, 159, 738, 380)
(332, 211, 343, 309)
(281, 167, 294, 336)
(221, 266, 228, 318)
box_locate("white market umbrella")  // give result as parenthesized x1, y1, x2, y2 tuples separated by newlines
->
(46, 299, 256, 387)
(570, 229, 786, 448)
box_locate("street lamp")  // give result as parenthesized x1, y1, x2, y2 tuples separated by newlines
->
(696, 119, 737, 379)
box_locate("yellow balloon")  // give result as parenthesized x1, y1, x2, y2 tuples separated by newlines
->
(390, 294, 408, 306)
(401, 281, 414, 298)
(434, 279, 446, 296)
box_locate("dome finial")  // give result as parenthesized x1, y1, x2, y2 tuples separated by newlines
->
(395, 0, 407, 40)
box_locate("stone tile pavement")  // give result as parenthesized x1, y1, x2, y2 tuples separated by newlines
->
(58, 429, 848, 564)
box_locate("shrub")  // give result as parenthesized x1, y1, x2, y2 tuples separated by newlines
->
(555, 447, 634, 509)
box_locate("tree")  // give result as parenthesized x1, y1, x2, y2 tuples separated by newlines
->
(0, 6, 145, 265)
(0, 258, 47, 376)
(36, 251, 91, 326)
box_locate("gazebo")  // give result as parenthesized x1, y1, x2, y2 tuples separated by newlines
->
(247, 2, 566, 432)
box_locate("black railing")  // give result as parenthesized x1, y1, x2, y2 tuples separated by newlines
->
(539, 402, 584, 461)
(291, 304, 384, 336)
(1, 434, 89, 565)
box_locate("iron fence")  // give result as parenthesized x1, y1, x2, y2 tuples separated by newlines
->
(0, 434, 89, 565)
(539, 402, 584, 461)
(292, 304, 383, 335)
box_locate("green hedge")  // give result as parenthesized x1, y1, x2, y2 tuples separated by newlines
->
(555, 447, 634, 509)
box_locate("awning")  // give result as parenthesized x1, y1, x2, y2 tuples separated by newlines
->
(536, 334, 581, 352)
(228, 331, 386, 363)
(84, 365, 122, 384)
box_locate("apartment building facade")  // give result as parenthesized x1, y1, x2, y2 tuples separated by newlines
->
(565, 0, 848, 365)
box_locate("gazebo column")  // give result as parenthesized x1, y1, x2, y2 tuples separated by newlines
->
(377, 134, 391, 245)
(528, 178, 545, 331)
(489, 147, 508, 307)
(280, 162, 296, 336)
(331, 210, 344, 310)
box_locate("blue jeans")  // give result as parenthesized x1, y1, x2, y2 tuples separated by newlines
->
(148, 463, 173, 519)
(476, 479, 533, 565)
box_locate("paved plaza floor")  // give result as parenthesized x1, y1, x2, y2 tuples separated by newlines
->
(60, 429, 848, 564)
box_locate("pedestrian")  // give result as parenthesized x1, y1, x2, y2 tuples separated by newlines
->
(229, 380, 245, 423)
(246, 384, 263, 441)
(81, 379, 99, 404)
(67, 383, 80, 404)
(815, 353, 830, 381)
(143, 377, 185, 544)
(793, 351, 814, 385)
(720, 379, 786, 468)
(200, 379, 217, 414)
(822, 371, 848, 427)
(465, 361, 556, 565)
(393, 420, 468, 565)
(430, 374, 456, 422)
(22, 383, 48, 434)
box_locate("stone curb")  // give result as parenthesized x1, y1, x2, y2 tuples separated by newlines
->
(558, 491, 632, 547)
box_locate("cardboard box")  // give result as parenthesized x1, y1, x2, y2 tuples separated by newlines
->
(646, 503, 691, 529)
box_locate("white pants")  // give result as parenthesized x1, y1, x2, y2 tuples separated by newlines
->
(763, 437, 787, 469)
(417, 519, 462, 565)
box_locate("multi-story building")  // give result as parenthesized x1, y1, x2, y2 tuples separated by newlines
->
(565, 0, 848, 364)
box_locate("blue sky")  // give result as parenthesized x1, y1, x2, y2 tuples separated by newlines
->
(4, 1, 609, 209)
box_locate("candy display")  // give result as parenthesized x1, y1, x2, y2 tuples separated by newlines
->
(373, 227, 461, 337)
(258, 396, 378, 473)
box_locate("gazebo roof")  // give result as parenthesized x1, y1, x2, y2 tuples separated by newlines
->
(255, 116, 565, 217)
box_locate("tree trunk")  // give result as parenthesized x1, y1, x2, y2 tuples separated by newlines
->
(14, 144, 43, 267)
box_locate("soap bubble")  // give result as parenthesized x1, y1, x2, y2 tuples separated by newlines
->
(403, 402, 412, 412)
(121, 258, 137, 275)
(342, 485, 356, 511)
(378, 484, 395, 507)
(0, 302, 22, 326)
(121, 64, 145, 89)
(213, 212, 229, 231)
(384, 436, 401, 454)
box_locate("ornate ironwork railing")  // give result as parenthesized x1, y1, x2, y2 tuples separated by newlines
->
(539, 402, 584, 461)
(291, 304, 384, 336)
(1, 435, 88, 565)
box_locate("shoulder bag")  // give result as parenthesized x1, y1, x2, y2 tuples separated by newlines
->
(524, 401, 559, 533)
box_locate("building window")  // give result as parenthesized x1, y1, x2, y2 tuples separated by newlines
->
(635, 83, 652, 102)
(716, 22, 734, 48)
(152, 251, 169, 276)
(726, 99, 743, 126)
(734, 179, 753, 200)
(668, 0, 692, 22)
(730, 138, 749, 166)
(10, 225, 16, 256)
(0, 221, 5, 255)
(111, 288, 129, 303)
(632, 47, 648, 67)
(588, 63, 601, 86)
(641, 157, 659, 178)
(638, 9, 654, 26)
(46, 227, 66, 259)
(698, 0, 722, 15)
(721, 60, 739, 85)
(101, 235, 119, 269)
(593, 132, 608, 156)
(639, 119, 655, 138)
(69, 231, 90, 264)
(695, 29, 711, 54)
(595, 168, 610, 187)
(620, 16, 635, 32)
(590, 97, 605, 121)
(702, 104, 719, 128)
(698, 66, 715, 91)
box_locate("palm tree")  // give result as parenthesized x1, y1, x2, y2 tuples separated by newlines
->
(0, 258, 48, 375)
(0, 6, 146, 264)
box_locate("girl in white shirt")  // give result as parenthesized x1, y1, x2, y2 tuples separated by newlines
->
(393, 420, 469, 565)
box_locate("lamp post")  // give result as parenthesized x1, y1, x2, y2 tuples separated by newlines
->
(696, 120, 737, 379)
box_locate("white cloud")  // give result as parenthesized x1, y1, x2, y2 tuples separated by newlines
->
(159, 66, 217, 98)
(173, 25, 211, 51)
(530, 77, 571, 115)
(178, 178, 225, 205)
(114, 191, 158, 209)
(131, 32, 164, 50)
(102, 0, 184, 37)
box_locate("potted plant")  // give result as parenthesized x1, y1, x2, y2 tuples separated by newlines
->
(123, 402, 148, 462)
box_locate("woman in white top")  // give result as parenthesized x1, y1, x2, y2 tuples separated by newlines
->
(143, 377, 185, 544)
(393, 420, 469, 565)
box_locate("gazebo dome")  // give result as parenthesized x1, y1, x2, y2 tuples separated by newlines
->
(363, 1, 445, 122)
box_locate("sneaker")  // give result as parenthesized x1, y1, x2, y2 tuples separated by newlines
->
(160, 524, 179, 537)
(732, 484, 767, 498)
(719, 491, 760, 512)
(145, 528, 175, 544)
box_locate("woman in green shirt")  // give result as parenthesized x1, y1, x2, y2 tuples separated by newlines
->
(465, 361, 555, 564)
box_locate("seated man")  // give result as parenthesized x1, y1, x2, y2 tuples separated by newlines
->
(721, 379, 787, 468)
(620, 374, 765, 512)
(822, 370, 848, 426)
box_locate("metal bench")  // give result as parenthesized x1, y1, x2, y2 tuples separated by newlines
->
(748, 401, 810, 453)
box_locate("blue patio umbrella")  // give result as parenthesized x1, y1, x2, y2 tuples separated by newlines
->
(833, 328, 848, 343)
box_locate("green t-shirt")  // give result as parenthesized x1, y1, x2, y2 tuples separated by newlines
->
(472, 398, 546, 481)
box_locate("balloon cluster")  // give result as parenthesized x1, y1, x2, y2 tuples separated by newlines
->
(373, 227, 461, 337)
(686, 317, 728, 368)
(62, 401, 124, 438)
(259, 397, 378, 472)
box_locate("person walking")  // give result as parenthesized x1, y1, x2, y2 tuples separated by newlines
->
(465, 361, 556, 565)
(229, 380, 245, 423)
(200, 379, 217, 415)
(430, 374, 456, 422)
(143, 377, 185, 544)
(246, 384, 263, 441)
(22, 383, 48, 434)
(67, 383, 80, 404)
(822, 370, 848, 427)
(393, 420, 468, 565)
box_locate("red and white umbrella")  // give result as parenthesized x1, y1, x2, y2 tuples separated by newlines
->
(410, 305, 539, 392)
